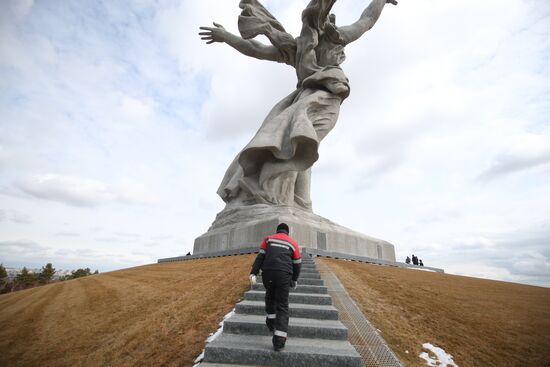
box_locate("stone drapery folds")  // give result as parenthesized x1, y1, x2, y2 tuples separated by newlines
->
(217, 0, 351, 210)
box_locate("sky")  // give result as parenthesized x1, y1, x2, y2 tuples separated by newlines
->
(1, 0, 549, 287)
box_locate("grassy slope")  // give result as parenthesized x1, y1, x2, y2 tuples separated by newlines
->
(0, 255, 254, 367)
(2, 254, 548, 367)
(321, 258, 550, 367)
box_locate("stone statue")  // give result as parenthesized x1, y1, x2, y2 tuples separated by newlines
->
(199, 0, 397, 211)
(193, 0, 398, 259)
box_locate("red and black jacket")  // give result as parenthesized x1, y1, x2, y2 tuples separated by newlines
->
(251, 232, 302, 281)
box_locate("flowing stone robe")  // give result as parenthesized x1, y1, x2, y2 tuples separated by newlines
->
(217, 0, 350, 211)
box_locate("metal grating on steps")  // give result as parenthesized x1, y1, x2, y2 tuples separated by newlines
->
(316, 260, 404, 367)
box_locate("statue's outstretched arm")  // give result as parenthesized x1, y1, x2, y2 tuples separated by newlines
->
(199, 23, 283, 63)
(338, 0, 397, 45)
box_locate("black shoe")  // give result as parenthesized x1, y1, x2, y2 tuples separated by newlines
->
(273, 335, 286, 352)
(265, 318, 275, 333)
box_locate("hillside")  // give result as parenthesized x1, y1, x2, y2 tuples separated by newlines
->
(0, 255, 254, 367)
(321, 258, 550, 367)
(1, 254, 548, 367)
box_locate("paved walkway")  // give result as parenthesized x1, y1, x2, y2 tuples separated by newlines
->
(199, 255, 403, 367)
(200, 256, 361, 366)
(316, 260, 403, 367)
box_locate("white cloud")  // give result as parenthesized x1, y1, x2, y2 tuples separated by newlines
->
(0, 209, 32, 224)
(116, 96, 155, 122)
(9, 211, 31, 224)
(0, 239, 48, 254)
(2, 0, 34, 23)
(0, 238, 153, 271)
(55, 231, 80, 237)
(511, 252, 550, 277)
(478, 131, 550, 180)
(14, 174, 157, 208)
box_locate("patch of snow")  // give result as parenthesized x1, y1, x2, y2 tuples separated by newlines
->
(206, 309, 235, 343)
(419, 343, 458, 367)
(192, 351, 204, 367)
(192, 308, 236, 365)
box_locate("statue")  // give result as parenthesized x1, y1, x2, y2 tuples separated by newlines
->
(199, 0, 397, 211)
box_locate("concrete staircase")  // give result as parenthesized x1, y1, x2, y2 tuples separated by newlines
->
(201, 256, 362, 367)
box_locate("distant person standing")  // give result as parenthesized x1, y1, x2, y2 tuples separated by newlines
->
(405, 256, 411, 264)
(412, 254, 418, 266)
(419, 259, 424, 267)
(249, 223, 302, 351)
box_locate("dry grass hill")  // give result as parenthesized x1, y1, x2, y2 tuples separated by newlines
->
(1, 255, 548, 367)
(320, 258, 550, 367)
(0, 256, 253, 367)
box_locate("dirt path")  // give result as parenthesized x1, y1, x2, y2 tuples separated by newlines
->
(321, 258, 550, 367)
(0, 255, 254, 367)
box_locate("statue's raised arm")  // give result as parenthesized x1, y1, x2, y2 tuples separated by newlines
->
(199, 22, 284, 63)
(338, 0, 397, 45)
(199, 1, 298, 66)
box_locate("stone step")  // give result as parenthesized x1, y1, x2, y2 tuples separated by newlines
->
(299, 271, 321, 277)
(300, 268, 319, 272)
(296, 272, 321, 279)
(256, 276, 324, 286)
(235, 300, 339, 320)
(256, 273, 321, 281)
(223, 314, 347, 340)
(203, 334, 362, 367)
(258, 270, 319, 278)
(296, 278, 323, 286)
(252, 283, 327, 294)
(244, 290, 332, 305)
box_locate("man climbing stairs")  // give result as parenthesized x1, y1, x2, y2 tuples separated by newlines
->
(200, 255, 362, 367)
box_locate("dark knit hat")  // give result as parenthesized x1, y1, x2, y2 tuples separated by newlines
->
(276, 223, 289, 234)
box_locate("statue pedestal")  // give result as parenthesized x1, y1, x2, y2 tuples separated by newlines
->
(193, 204, 396, 261)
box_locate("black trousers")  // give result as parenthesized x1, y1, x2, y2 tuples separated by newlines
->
(262, 270, 291, 336)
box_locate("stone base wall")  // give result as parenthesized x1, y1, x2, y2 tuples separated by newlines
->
(193, 204, 396, 262)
